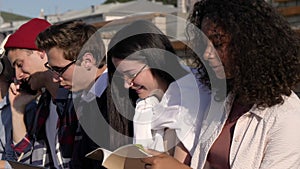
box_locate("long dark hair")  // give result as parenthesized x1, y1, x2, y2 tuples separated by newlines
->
(188, 0, 300, 108)
(106, 20, 188, 149)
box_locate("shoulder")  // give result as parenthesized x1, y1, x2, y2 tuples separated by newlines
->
(257, 92, 300, 129)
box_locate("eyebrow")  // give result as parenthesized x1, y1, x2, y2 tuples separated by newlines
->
(12, 59, 19, 67)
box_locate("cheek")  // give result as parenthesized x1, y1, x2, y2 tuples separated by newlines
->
(138, 71, 154, 84)
(18, 65, 30, 75)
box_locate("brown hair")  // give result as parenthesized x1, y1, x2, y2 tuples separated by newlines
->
(36, 20, 106, 68)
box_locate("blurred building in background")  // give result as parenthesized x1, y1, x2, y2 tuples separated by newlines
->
(0, 0, 299, 95)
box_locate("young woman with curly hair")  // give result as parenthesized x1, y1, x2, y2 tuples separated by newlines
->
(142, 0, 300, 168)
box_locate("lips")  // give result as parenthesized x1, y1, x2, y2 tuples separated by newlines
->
(131, 84, 145, 94)
(62, 85, 72, 89)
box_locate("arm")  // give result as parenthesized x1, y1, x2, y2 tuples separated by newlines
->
(164, 129, 191, 165)
(259, 108, 300, 168)
(142, 149, 192, 169)
(9, 83, 38, 143)
(173, 142, 191, 165)
(8, 83, 39, 159)
(133, 96, 160, 147)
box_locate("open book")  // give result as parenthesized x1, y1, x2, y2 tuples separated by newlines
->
(86, 144, 151, 169)
(7, 160, 46, 169)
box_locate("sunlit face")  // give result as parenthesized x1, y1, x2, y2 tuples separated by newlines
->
(112, 58, 163, 99)
(46, 47, 96, 92)
(7, 49, 48, 90)
(201, 17, 235, 79)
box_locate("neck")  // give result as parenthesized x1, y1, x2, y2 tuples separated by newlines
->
(84, 65, 107, 92)
(95, 65, 107, 78)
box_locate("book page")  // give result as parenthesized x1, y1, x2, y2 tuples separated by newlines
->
(103, 144, 151, 169)
(7, 161, 46, 169)
(85, 147, 112, 163)
(86, 144, 151, 169)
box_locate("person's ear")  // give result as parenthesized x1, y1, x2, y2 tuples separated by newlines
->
(81, 52, 96, 71)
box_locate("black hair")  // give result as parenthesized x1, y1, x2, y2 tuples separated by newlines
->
(188, 0, 300, 108)
(106, 20, 188, 148)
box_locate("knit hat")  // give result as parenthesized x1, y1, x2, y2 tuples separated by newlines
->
(4, 18, 51, 50)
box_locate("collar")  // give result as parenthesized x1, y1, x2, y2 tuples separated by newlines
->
(248, 91, 299, 119)
(81, 68, 108, 102)
(225, 92, 265, 119)
(0, 95, 8, 110)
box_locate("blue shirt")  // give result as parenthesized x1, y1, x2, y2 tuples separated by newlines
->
(0, 95, 37, 161)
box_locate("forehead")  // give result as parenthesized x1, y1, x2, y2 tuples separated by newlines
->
(47, 47, 69, 67)
(7, 49, 32, 64)
(112, 58, 144, 71)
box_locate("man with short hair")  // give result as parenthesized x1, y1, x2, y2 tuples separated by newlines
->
(5, 18, 74, 168)
(37, 20, 109, 169)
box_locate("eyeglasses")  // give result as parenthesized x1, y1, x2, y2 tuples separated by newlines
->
(44, 60, 77, 77)
(119, 64, 147, 85)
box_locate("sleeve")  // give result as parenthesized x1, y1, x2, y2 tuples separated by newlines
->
(9, 134, 34, 163)
(9, 136, 49, 165)
(133, 96, 160, 149)
(259, 108, 300, 168)
(8, 100, 41, 163)
(11, 134, 32, 156)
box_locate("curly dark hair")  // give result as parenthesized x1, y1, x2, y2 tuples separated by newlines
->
(188, 0, 300, 108)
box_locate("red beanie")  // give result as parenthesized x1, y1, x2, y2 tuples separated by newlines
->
(4, 18, 51, 50)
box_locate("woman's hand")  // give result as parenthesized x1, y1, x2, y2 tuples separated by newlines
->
(142, 149, 192, 169)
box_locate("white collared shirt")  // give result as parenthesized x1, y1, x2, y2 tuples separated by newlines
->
(134, 67, 211, 154)
(81, 69, 108, 102)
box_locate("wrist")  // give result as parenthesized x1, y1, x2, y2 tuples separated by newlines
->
(11, 106, 25, 116)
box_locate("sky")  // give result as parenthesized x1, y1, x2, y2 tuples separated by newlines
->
(0, 0, 106, 18)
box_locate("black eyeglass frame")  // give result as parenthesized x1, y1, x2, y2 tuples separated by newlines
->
(44, 59, 77, 77)
(117, 64, 147, 85)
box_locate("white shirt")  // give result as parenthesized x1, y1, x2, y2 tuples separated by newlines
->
(46, 100, 59, 168)
(191, 92, 300, 169)
(81, 69, 108, 102)
(134, 67, 211, 154)
(77, 69, 108, 147)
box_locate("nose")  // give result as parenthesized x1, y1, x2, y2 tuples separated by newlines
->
(52, 75, 63, 83)
(124, 80, 131, 89)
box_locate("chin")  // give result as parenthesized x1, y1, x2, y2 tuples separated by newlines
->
(138, 93, 147, 99)
(138, 92, 151, 99)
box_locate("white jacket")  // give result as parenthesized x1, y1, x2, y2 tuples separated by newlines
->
(191, 92, 300, 169)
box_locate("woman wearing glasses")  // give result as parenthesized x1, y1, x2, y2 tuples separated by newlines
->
(107, 20, 210, 165)
(142, 0, 300, 168)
